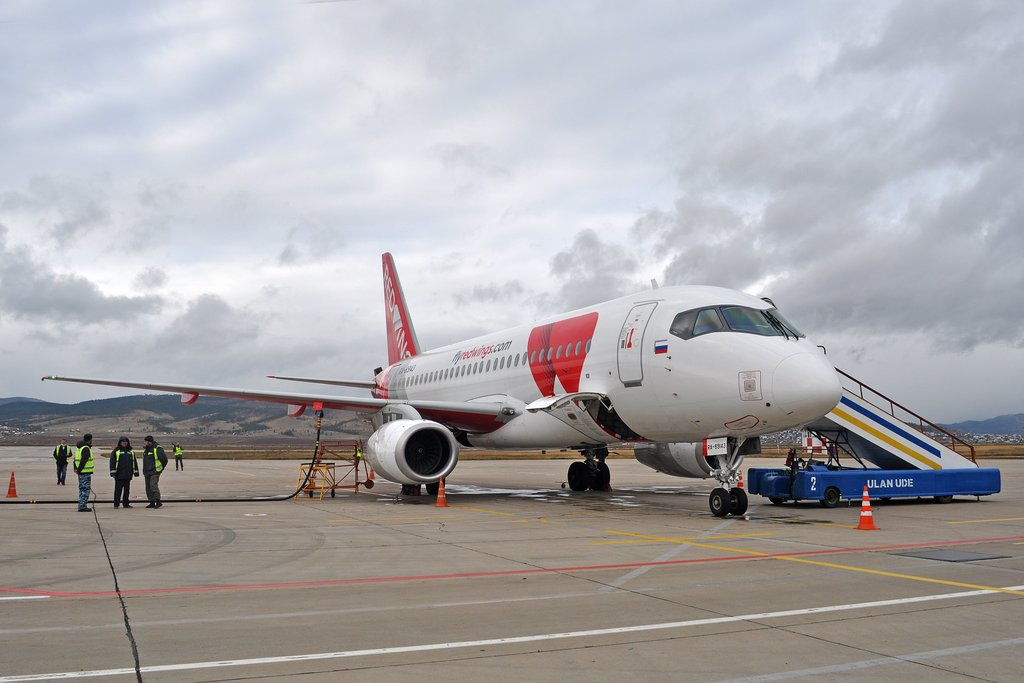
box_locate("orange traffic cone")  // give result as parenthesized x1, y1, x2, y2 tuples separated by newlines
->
(737, 470, 745, 489)
(435, 478, 449, 508)
(6, 472, 17, 498)
(856, 485, 878, 530)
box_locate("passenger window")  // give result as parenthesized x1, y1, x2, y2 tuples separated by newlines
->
(555, 346, 561, 360)
(574, 341, 581, 356)
(546, 348, 553, 362)
(585, 339, 592, 354)
(530, 350, 536, 365)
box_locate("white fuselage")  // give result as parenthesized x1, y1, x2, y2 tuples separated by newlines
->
(374, 286, 840, 450)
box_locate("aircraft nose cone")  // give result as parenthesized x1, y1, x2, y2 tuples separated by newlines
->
(772, 352, 841, 422)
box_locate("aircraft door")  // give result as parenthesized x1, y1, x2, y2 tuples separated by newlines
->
(617, 302, 658, 387)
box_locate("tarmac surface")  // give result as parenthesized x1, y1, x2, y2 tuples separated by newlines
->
(1, 447, 1023, 682)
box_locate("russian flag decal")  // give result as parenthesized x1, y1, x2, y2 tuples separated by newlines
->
(654, 340, 668, 354)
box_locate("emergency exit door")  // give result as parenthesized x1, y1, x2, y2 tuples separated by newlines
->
(617, 302, 658, 387)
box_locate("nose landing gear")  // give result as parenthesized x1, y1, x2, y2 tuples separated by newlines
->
(709, 486, 748, 517)
(708, 437, 749, 517)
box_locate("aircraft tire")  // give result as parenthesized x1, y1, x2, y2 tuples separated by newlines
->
(567, 462, 592, 492)
(591, 462, 611, 491)
(729, 488, 748, 515)
(709, 488, 730, 517)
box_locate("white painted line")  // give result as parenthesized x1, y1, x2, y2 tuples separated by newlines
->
(721, 636, 1024, 682)
(3, 584, 1022, 681)
(0, 596, 48, 602)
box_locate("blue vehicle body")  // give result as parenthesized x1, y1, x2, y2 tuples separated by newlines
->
(747, 464, 1001, 507)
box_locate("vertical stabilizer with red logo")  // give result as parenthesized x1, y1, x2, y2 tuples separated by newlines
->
(382, 253, 421, 365)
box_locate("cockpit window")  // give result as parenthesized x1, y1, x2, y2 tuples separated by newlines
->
(693, 308, 725, 336)
(670, 305, 805, 340)
(720, 306, 775, 336)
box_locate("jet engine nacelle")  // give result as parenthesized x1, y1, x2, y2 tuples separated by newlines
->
(633, 437, 762, 479)
(633, 442, 717, 479)
(364, 419, 459, 485)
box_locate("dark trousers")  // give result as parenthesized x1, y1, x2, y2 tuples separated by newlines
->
(113, 477, 132, 507)
(56, 461, 68, 485)
(175, 456, 183, 470)
(145, 473, 161, 504)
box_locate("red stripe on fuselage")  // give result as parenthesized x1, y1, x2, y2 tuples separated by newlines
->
(528, 312, 599, 396)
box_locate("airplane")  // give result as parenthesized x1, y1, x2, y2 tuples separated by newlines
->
(43, 253, 841, 516)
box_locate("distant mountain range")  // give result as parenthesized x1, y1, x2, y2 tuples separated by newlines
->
(0, 394, 367, 445)
(944, 414, 1024, 436)
(1, 395, 1021, 444)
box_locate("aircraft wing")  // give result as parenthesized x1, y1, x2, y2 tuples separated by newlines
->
(41, 375, 507, 432)
(266, 374, 377, 390)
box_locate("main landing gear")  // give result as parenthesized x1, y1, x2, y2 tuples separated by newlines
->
(708, 437, 748, 517)
(565, 448, 611, 492)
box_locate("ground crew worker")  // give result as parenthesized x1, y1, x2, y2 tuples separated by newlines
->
(141, 435, 168, 508)
(109, 436, 139, 509)
(53, 438, 72, 486)
(173, 442, 184, 470)
(73, 434, 95, 512)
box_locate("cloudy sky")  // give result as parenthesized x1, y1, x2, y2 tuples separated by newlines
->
(2, 1, 1021, 423)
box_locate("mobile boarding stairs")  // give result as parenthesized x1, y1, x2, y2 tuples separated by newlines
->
(748, 368, 1000, 506)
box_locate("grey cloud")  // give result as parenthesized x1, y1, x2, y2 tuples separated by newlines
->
(639, 1, 1024, 352)
(453, 280, 526, 306)
(0, 224, 162, 323)
(1, 176, 112, 246)
(547, 229, 642, 311)
(831, 1, 1018, 73)
(430, 142, 511, 180)
(132, 267, 168, 291)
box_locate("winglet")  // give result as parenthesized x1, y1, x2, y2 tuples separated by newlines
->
(382, 253, 421, 364)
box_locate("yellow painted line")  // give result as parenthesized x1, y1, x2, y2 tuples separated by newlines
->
(947, 517, 1024, 525)
(831, 407, 940, 470)
(604, 531, 1024, 597)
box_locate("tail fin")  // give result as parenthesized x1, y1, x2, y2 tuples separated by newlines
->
(382, 253, 421, 364)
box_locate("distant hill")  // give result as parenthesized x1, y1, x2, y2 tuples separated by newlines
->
(945, 414, 1024, 436)
(0, 394, 367, 445)
(0, 397, 45, 406)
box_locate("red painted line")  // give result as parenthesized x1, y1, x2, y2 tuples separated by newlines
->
(3, 534, 1022, 600)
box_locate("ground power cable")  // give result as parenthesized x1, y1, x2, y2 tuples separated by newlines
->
(1, 413, 328, 506)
